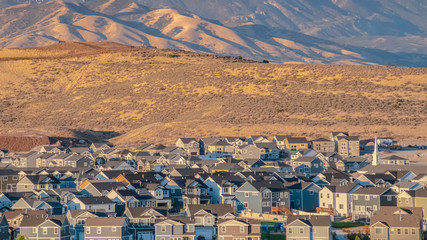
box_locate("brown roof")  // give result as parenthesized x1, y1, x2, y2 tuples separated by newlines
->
(370, 206, 423, 228)
(287, 215, 330, 227)
(84, 217, 126, 226)
(3, 210, 46, 220)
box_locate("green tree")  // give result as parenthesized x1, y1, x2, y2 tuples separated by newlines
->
(355, 236, 361, 240)
(15, 234, 26, 240)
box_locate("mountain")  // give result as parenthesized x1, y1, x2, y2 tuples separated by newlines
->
(0, 42, 426, 148)
(0, 0, 427, 66)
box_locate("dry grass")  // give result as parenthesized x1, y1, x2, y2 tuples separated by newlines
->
(0, 42, 426, 147)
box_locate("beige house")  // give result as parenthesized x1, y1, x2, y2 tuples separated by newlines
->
(370, 206, 423, 240)
(286, 215, 331, 240)
(319, 183, 361, 217)
(336, 136, 360, 157)
(311, 138, 335, 153)
(176, 138, 200, 155)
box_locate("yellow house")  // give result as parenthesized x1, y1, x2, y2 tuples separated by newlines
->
(285, 137, 308, 151)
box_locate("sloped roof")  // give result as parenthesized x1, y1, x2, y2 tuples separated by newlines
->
(85, 217, 126, 226)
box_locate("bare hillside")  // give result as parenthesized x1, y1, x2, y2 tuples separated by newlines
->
(0, 0, 427, 66)
(0, 42, 426, 148)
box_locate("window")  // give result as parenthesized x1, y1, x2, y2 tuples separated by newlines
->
(97, 227, 101, 234)
(240, 226, 244, 233)
(320, 193, 323, 198)
(354, 195, 358, 200)
(86, 228, 90, 234)
(54, 228, 58, 234)
(161, 226, 166, 232)
(406, 198, 409, 204)
(263, 193, 269, 198)
(43, 228, 47, 235)
(13, 176, 18, 180)
(339, 204, 343, 209)
(285, 193, 289, 198)
(309, 191, 314, 195)
(387, 195, 392, 201)
(300, 228, 304, 234)
(405, 229, 408, 234)
(276, 192, 280, 198)
(365, 195, 369, 200)
(373, 205, 377, 211)
(112, 227, 116, 232)
(397, 229, 401, 234)
(327, 193, 330, 198)
(245, 192, 249, 197)
(243, 202, 248, 208)
(2, 176, 7, 181)
(412, 229, 416, 234)
(288, 228, 292, 234)
(33, 228, 37, 233)
(375, 228, 382, 234)
(221, 226, 226, 232)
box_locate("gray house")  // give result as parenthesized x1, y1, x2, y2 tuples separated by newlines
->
(351, 187, 398, 222)
(234, 181, 290, 214)
(18, 215, 71, 240)
(84, 217, 131, 240)
(290, 157, 324, 177)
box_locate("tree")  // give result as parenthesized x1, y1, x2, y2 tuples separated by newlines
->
(354, 236, 361, 240)
(15, 234, 26, 240)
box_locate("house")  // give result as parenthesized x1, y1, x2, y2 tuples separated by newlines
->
(354, 173, 397, 187)
(182, 179, 211, 207)
(370, 206, 423, 240)
(290, 157, 324, 177)
(234, 143, 280, 160)
(176, 138, 200, 156)
(318, 183, 361, 217)
(335, 157, 368, 172)
(185, 204, 235, 240)
(66, 209, 106, 240)
(0, 216, 9, 240)
(18, 215, 71, 240)
(336, 136, 360, 157)
(84, 217, 131, 240)
(273, 135, 291, 150)
(205, 140, 235, 158)
(248, 135, 269, 144)
(67, 196, 116, 214)
(396, 188, 427, 220)
(224, 137, 247, 147)
(124, 207, 167, 240)
(234, 181, 291, 214)
(285, 182, 321, 212)
(380, 155, 410, 165)
(311, 138, 335, 153)
(284, 137, 309, 152)
(154, 218, 196, 240)
(0, 149, 8, 158)
(64, 155, 95, 168)
(217, 218, 261, 240)
(16, 175, 60, 192)
(89, 143, 114, 153)
(0, 169, 21, 192)
(391, 182, 422, 194)
(211, 163, 245, 174)
(199, 137, 223, 155)
(79, 179, 129, 197)
(350, 187, 398, 222)
(285, 215, 331, 240)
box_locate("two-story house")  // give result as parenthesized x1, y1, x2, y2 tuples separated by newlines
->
(124, 207, 167, 240)
(286, 215, 331, 240)
(84, 217, 131, 240)
(350, 187, 397, 222)
(370, 206, 423, 240)
(176, 138, 200, 156)
(155, 217, 196, 240)
(217, 218, 261, 240)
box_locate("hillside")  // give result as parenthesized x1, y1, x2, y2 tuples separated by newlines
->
(0, 42, 426, 149)
(0, 0, 427, 66)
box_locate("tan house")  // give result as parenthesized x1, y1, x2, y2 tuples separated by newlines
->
(285, 215, 331, 240)
(176, 138, 200, 155)
(311, 138, 335, 153)
(370, 206, 423, 240)
(336, 136, 360, 157)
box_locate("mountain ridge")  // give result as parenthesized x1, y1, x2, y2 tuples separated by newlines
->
(1, 0, 427, 66)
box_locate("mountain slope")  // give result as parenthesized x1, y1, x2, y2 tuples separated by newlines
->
(0, 0, 427, 66)
(0, 43, 426, 147)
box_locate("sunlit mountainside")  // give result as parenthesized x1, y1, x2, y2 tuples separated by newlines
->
(0, 0, 427, 66)
(0, 42, 426, 148)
